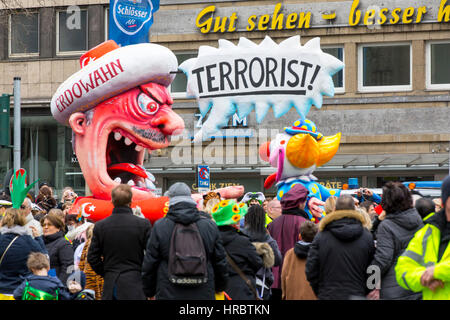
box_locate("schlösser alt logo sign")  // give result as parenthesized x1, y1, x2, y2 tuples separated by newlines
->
(113, 0, 153, 36)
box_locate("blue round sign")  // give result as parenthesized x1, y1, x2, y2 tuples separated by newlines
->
(112, 0, 154, 36)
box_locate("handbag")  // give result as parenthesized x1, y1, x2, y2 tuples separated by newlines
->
(225, 253, 262, 301)
(0, 236, 19, 266)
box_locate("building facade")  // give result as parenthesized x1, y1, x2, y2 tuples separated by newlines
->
(1, 0, 450, 198)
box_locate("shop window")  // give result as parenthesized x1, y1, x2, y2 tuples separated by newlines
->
(56, 9, 88, 55)
(358, 43, 411, 92)
(426, 41, 450, 90)
(9, 12, 39, 57)
(170, 52, 198, 98)
(322, 47, 344, 93)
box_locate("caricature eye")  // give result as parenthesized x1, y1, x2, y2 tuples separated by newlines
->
(137, 93, 160, 115)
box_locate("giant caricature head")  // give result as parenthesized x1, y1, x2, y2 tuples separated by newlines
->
(51, 41, 184, 201)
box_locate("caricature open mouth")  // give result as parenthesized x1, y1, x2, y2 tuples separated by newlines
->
(105, 127, 168, 192)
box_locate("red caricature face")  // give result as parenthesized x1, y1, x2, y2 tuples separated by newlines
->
(69, 83, 184, 201)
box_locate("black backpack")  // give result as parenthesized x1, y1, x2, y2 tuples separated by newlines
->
(168, 221, 208, 286)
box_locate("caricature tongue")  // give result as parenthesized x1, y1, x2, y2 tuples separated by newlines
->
(107, 163, 147, 179)
(107, 163, 156, 190)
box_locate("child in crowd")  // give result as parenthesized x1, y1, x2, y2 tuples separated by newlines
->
(281, 221, 318, 300)
(13, 252, 72, 300)
(67, 270, 95, 300)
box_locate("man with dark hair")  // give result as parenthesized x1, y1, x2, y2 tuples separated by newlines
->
(360, 201, 377, 219)
(306, 194, 375, 299)
(111, 184, 132, 207)
(414, 197, 436, 221)
(281, 221, 318, 300)
(88, 184, 151, 300)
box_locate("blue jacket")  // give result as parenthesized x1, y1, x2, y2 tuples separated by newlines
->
(13, 274, 72, 300)
(0, 226, 47, 294)
(357, 192, 381, 204)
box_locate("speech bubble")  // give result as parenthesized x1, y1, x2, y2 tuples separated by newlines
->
(180, 35, 344, 142)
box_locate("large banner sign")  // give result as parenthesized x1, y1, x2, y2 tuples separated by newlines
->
(109, 0, 160, 46)
(180, 35, 344, 141)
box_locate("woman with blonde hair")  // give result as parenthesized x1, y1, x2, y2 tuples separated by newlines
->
(0, 208, 47, 299)
(324, 196, 337, 215)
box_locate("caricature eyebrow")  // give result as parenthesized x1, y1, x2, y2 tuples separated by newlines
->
(146, 91, 164, 104)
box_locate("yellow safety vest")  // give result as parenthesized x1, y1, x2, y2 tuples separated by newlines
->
(395, 220, 450, 300)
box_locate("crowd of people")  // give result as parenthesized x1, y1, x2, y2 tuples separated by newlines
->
(0, 176, 448, 300)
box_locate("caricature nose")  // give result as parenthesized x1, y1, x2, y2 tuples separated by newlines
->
(259, 141, 271, 162)
(151, 107, 185, 136)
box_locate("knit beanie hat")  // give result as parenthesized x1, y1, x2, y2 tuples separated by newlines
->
(211, 200, 248, 227)
(164, 182, 197, 207)
(441, 175, 450, 210)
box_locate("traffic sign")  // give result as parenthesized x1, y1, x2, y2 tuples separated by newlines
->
(197, 165, 210, 193)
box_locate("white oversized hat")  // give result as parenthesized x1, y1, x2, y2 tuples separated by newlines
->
(51, 40, 178, 125)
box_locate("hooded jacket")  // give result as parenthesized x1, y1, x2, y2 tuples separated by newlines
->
(218, 225, 263, 300)
(13, 274, 72, 300)
(281, 241, 317, 300)
(0, 226, 47, 294)
(239, 228, 281, 299)
(305, 210, 375, 300)
(267, 207, 309, 289)
(371, 207, 423, 300)
(142, 202, 229, 300)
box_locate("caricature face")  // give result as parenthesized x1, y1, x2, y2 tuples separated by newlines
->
(69, 83, 184, 201)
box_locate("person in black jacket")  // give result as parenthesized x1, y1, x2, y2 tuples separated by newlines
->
(87, 184, 151, 300)
(211, 198, 263, 300)
(305, 195, 375, 300)
(41, 212, 74, 285)
(142, 182, 228, 300)
(241, 204, 282, 300)
(368, 181, 423, 300)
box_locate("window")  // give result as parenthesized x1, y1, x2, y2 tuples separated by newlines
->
(358, 43, 411, 92)
(171, 52, 198, 98)
(56, 9, 88, 55)
(322, 47, 344, 93)
(9, 12, 39, 57)
(426, 41, 450, 90)
(105, 7, 109, 41)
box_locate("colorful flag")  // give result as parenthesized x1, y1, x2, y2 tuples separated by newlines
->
(109, 0, 160, 46)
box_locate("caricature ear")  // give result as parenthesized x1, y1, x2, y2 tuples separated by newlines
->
(69, 112, 87, 136)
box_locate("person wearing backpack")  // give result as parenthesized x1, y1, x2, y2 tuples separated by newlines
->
(211, 200, 264, 300)
(142, 182, 229, 300)
(13, 252, 72, 300)
(87, 184, 151, 300)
